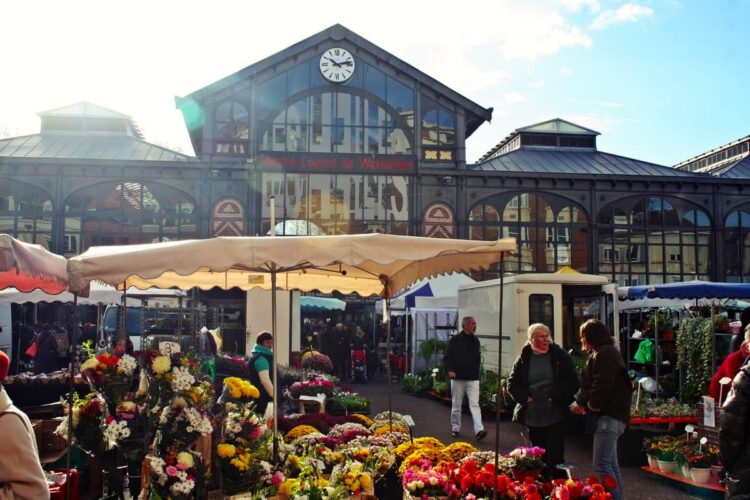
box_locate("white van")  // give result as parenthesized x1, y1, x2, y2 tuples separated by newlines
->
(457, 273, 618, 374)
(0, 304, 11, 357)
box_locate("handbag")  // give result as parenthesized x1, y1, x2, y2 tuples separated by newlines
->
(24, 339, 38, 358)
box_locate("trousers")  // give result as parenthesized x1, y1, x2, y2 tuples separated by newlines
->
(450, 379, 483, 434)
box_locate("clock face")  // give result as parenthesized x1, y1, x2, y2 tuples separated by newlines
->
(319, 47, 355, 83)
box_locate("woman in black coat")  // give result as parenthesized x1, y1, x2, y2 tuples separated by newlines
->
(507, 323, 579, 476)
(721, 359, 750, 498)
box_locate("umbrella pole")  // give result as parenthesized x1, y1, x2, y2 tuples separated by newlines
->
(271, 270, 279, 463)
(386, 292, 393, 430)
(65, 293, 79, 500)
(494, 254, 505, 500)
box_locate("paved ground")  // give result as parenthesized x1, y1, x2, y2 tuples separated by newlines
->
(349, 377, 720, 500)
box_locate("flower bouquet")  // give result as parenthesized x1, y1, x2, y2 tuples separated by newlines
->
(300, 351, 334, 374)
(216, 443, 275, 496)
(55, 392, 106, 455)
(329, 460, 375, 497)
(149, 450, 202, 499)
(444, 459, 508, 498)
(80, 352, 137, 412)
(289, 375, 335, 398)
(219, 376, 261, 405)
(402, 460, 453, 499)
(549, 475, 618, 499)
(155, 398, 213, 452)
(224, 405, 268, 447)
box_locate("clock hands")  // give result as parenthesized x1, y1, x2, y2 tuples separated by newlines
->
(324, 56, 353, 68)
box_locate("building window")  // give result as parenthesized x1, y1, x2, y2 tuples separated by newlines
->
(421, 98, 455, 162)
(64, 181, 198, 256)
(468, 193, 589, 278)
(214, 101, 249, 154)
(597, 196, 711, 285)
(260, 173, 409, 236)
(725, 209, 750, 282)
(0, 181, 54, 251)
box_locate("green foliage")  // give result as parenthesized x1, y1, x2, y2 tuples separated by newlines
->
(419, 338, 447, 369)
(676, 317, 713, 404)
(401, 373, 429, 394)
(433, 380, 450, 396)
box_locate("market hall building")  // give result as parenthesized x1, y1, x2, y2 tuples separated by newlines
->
(2, 23, 750, 297)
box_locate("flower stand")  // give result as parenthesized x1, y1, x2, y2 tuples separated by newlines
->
(690, 467, 712, 483)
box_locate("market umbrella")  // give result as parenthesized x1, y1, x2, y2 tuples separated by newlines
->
(67, 234, 517, 458)
(0, 233, 68, 293)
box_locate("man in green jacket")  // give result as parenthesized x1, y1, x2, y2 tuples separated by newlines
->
(248, 331, 274, 416)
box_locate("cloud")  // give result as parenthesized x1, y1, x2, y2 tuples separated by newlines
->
(590, 3, 654, 30)
(527, 80, 546, 89)
(504, 92, 527, 104)
(560, 66, 573, 77)
(559, 0, 601, 12)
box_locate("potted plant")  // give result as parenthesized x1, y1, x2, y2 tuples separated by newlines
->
(642, 436, 661, 469)
(673, 445, 693, 478)
(688, 453, 712, 483)
(507, 446, 545, 482)
(656, 436, 677, 473)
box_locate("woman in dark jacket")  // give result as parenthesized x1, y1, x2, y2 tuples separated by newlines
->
(572, 319, 631, 500)
(720, 359, 750, 498)
(507, 323, 579, 476)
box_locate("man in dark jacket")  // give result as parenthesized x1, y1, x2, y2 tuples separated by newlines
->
(721, 359, 750, 498)
(443, 316, 486, 441)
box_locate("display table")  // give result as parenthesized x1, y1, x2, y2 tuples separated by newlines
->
(641, 466, 725, 493)
(630, 416, 698, 425)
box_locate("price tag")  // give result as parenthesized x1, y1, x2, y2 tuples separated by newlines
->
(702, 395, 716, 427)
(159, 341, 181, 356)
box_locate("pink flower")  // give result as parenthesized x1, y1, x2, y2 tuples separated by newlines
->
(272, 472, 284, 486)
(176, 463, 189, 471)
(166, 466, 178, 477)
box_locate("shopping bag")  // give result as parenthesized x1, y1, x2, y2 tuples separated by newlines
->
(25, 339, 38, 358)
(633, 338, 654, 364)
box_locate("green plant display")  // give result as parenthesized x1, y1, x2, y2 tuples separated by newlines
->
(433, 380, 450, 396)
(676, 317, 713, 404)
(400, 373, 425, 394)
(418, 338, 447, 369)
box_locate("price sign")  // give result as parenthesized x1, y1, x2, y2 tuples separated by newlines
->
(702, 395, 716, 427)
(159, 341, 181, 356)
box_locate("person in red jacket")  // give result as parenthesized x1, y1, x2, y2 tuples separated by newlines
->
(711, 325, 750, 404)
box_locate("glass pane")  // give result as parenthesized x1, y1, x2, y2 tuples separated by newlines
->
(364, 64, 386, 101)
(386, 77, 414, 114)
(258, 73, 286, 119)
(529, 295, 554, 336)
(288, 62, 309, 96)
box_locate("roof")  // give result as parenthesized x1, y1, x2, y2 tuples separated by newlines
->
(516, 118, 599, 136)
(469, 148, 704, 178)
(0, 133, 193, 162)
(710, 155, 750, 178)
(478, 118, 600, 162)
(459, 272, 609, 289)
(674, 134, 750, 169)
(179, 24, 492, 136)
(39, 101, 144, 139)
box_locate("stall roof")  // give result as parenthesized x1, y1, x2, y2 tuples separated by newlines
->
(620, 280, 750, 300)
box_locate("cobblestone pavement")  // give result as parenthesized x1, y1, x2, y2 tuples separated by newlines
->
(350, 377, 718, 500)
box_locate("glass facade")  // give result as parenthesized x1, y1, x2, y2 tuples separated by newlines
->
(261, 173, 409, 236)
(63, 181, 198, 256)
(214, 101, 249, 154)
(725, 208, 750, 282)
(421, 97, 456, 161)
(468, 192, 589, 277)
(0, 181, 53, 249)
(256, 59, 415, 156)
(597, 196, 711, 285)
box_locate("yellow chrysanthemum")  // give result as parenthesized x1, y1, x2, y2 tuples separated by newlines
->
(241, 382, 260, 399)
(442, 441, 478, 461)
(177, 452, 195, 467)
(413, 436, 444, 449)
(230, 458, 249, 471)
(216, 443, 236, 458)
(393, 442, 419, 461)
(284, 425, 319, 443)
(360, 472, 372, 490)
(152, 355, 171, 374)
(398, 448, 451, 475)
(374, 424, 409, 435)
(352, 414, 374, 427)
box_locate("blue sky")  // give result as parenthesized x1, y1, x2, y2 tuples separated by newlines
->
(1, 0, 747, 166)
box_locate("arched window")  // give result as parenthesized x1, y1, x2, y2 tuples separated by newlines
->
(725, 208, 750, 282)
(64, 182, 197, 255)
(257, 59, 414, 155)
(214, 101, 249, 154)
(597, 196, 711, 286)
(0, 180, 53, 250)
(468, 192, 589, 277)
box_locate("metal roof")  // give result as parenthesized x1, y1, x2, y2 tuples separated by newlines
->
(469, 148, 705, 178)
(711, 155, 750, 178)
(0, 133, 192, 162)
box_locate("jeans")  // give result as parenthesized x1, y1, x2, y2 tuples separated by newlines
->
(450, 379, 483, 434)
(592, 415, 626, 500)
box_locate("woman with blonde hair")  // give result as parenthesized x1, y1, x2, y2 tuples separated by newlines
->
(507, 323, 579, 477)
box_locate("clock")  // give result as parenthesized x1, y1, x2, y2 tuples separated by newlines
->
(319, 47, 355, 83)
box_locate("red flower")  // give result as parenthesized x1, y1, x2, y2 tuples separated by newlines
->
(602, 476, 618, 490)
(587, 475, 600, 485)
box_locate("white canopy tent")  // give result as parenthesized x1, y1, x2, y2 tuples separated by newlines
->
(0, 281, 186, 305)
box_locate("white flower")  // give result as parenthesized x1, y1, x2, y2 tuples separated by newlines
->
(171, 366, 195, 392)
(103, 420, 131, 449)
(117, 354, 137, 376)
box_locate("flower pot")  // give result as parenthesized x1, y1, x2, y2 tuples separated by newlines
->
(711, 464, 722, 481)
(690, 467, 711, 483)
(647, 455, 659, 469)
(680, 464, 691, 478)
(511, 469, 541, 482)
(657, 460, 676, 473)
